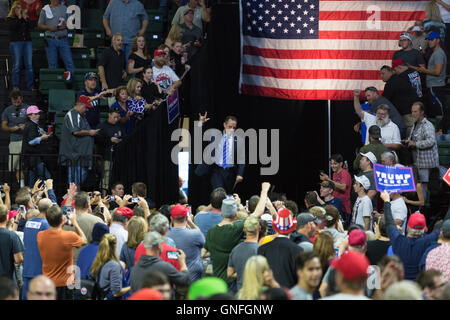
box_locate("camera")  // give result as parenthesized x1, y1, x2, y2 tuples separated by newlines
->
(110, 195, 115, 201)
(166, 251, 179, 260)
(226, 194, 233, 199)
(131, 197, 138, 203)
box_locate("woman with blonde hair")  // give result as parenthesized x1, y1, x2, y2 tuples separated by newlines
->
(90, 233, 130, 299)
(7, 0, 34, 90)
(128, 35, 151, 78)
(424, 1, 446, 41)
(119, 216, 147, 271)
(238, 255, 280, 300)
(313, 231, 335, 276)
(165, 23, 184, 49)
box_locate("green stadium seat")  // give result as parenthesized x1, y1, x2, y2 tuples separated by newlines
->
(30, 30, 46, 49)
(146, 9, 163, 22)
(71, 47, 91, 68)
(54, 111, 66, 138)
(438, 141, 450, 168)
(39, 68, 66, 95)
(83, 29, 105, 49)
(82, 9, 105, 30)
(48, 89, 76, 112)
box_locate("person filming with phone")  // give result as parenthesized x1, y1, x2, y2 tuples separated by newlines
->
(21, 106, 52, 188)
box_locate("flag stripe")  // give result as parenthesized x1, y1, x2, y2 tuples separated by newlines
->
(319, 1, 428, 11)
(243, 65, 381, 80)
(319, 30, 408, 40)
(319, 10, 425, 21)
(242, 85, 364, 100)
(243, 46, 396, 60)
(242, 55, 390, 71)
(319, 20, 422, 32)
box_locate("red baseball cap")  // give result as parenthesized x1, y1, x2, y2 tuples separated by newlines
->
(127, 288, 162, 300)
(392, 58, 405, 69)
(154, 49, 166, 57)
(408, 212, 427, 231)
(8, 210, 18, 220)
(331, 251, 370, 282)
(171, 204, 188, 219)
(348, 229, 367, 247)
(77, 95, 93, 108)
(116, 206, 133, 219)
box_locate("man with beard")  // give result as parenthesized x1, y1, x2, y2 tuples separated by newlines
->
(354, 90, 402, 151)
(152, 49, 182, 96)
(406, 20, 428, 54)
(392, 32, 426, 68)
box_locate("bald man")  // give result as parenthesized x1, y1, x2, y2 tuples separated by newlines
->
(27, 275, 56, 300)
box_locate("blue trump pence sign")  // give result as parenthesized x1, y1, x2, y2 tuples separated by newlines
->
(373, 163, 416, 193)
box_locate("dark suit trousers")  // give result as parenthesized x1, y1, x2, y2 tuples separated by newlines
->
(211, 165, 236, 194)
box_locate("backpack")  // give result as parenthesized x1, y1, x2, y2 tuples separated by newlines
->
(76, 266, 107, 300)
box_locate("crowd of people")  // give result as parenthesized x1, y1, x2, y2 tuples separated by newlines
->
(0, 0, 450, 302)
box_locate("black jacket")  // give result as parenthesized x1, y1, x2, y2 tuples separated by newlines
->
(21, 120, 48, 168)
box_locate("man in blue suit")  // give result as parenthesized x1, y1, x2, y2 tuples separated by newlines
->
(195, 113, 245, 194)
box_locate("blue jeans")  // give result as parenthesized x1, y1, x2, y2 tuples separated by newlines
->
(10, 41, 34, 89)
(45, 38, 75, 77)
(28, 161, 51, 188)
(22, 276, 33, 300)
(437, 134, 450, 141)
(68, 166, 87, 186)
(123, 43, 132, 71)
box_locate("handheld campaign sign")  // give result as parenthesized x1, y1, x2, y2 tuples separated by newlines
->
(373, 163, 416, 193)
(167, 89, 180, 125)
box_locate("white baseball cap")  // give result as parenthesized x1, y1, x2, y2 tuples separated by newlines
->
(360, 152, 377, 165)
(354, 175, 371, 190)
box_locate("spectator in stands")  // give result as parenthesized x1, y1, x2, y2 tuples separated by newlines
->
(165, 23, 184, 49)
(353, 125, 389, 173)
(128, 35, 151, 78)
(152, 49, 182, 96)
(392, 59, 423, 100)
(110, 86, 134, 135)
(108, 182, 125, 210)
(77, 222, 110, 279)
(291, 251, 322, 300)
(425, 220, 450, 281)
(366, 215, 391, 266)
(392, 32, 426, 68)
(170, 41, 191, 79)
(59, 96, 99, 186)
(291, 213, 320, 250)
(403, 101, 440, 195)
(98, 33, 127, 106)
(321, 251, 371, 300)
(19, 0, 42, 29)
(424, 1, 446, 41)
(21, 106, 52, 187)
(167, 204, 205, 282)
(103, 0, 149, 64)
(303, 191, 319, 210)
(125, 77, 151, 124)
(96, 108, 123, 191)
(194, 187, 226, 237)
(37, 205, 87, 300)
(172, 0, 210, 34)
(352, 175, 373, 231)
(417, 269, 446, 300)
(181, 8, 202, 60)
(322, 205, 346, 247)
(227, 216, 259, 291)
(409, 32, 447, 118)
(406, 20, 428, 53)
(1, 89, 28, 187)
(313, 231, 335, 276)
(381, 64, 420, 137)
(381, 190, 450, 280)
(77, 72, 112, 129)
(354, 89, 404, 148)
(37, 0, 75, 81)
(436, 0, 450, 58)
(27, 275, 56, 300)
(131, 182, 154, 209)
(0, 204, 24, 280)
(90, 233, 129, 299)
(258, 207, 303, 289)
(237, 255, 280, 299)
(119, 216, 147, 271)
(141, 66, 164, 108)
(74, 192, 106, 247)
(0, 276, 19, 300)
(129, 231, 190, 293)
(21, 198, 51, 299)
(319, 154, 351, 226)
(7, 1, 34, 90)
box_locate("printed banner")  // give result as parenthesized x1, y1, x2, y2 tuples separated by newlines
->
(167, 89, 180, 125)
(373, 163, 416, 193)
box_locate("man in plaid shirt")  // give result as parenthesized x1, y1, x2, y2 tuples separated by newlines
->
(403, 101, 439, 193)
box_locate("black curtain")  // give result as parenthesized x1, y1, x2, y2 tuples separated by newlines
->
(112, 2, 362, 210)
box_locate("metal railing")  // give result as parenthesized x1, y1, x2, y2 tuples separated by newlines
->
(0, 153, 105, 201)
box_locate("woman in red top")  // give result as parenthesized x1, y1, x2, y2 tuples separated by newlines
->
(19, 0, 41, 28)
(320, 154, 352, 228)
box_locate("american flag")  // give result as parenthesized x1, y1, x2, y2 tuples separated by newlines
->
(239, 0, 427, 100)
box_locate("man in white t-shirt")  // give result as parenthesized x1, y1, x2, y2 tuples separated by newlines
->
(152, 49, 182, 96)
(390, 194, 407, 235)
(352, 175, 373, 231)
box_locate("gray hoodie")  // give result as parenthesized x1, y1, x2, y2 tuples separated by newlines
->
(129, 255, 190, 293)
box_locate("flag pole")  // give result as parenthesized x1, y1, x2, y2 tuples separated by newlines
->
(328, 100, 331, 177)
